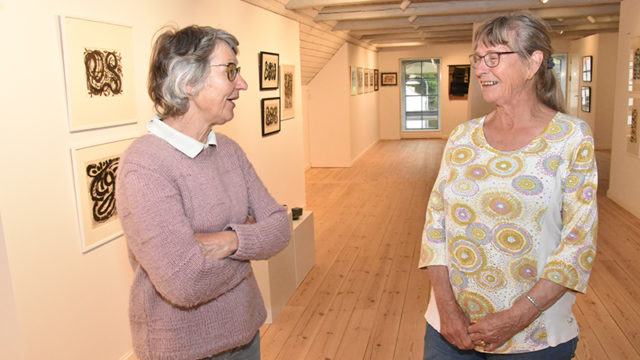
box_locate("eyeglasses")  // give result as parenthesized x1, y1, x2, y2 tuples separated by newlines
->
(210, 62, 241, 81)
(469, 51, 517, 68)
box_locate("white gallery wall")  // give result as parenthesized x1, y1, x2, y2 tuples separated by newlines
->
(307, 42, 379, 167)
(0, 0, 305, 359)
(609, 0, 640, 218)
(377, 43, 473, 140)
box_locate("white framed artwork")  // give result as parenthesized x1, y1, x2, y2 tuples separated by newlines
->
(280, 65, 295, 120)
(59, 15, 136, 132)
(71, 137, 135, 252)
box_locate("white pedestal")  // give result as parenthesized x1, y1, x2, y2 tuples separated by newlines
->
(252, 210, 315, 323)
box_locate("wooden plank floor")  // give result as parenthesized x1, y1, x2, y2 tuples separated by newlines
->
(260, 140, 640, 360)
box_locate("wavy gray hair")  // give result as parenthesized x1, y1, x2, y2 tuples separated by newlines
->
(148, 25, 239, 117)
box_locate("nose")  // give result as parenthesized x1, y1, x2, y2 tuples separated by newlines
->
(473, 60, 489, 77)
(236, 74, 248, 91)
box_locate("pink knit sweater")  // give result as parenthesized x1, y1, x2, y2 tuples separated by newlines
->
(116, 134, 290, 360)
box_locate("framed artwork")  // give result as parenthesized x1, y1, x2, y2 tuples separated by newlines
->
(374, 69, 379, 91)
(71, 137, 135, 252)
(59, 15, 136, 132)
(364, 68, 370, 91)
(259, 51, 279, 90)
(448, 65, 470, 100)
(582, 56, 592, 82)
(261, 97, 281, 136)
(368, 69, 374, 92)
(357, 67, 364, 94)
(630, 36, 640, 94)
(280, 65, 295, 120)
(381, 72, 398, 86)
(581, 86, 591, 113)
(350, 66, 357, 95)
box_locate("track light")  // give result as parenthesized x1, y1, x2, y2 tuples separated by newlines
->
(408, 15, 417, 23)
(587, 15, 596, 23)
(539, 0, 549, 3)
(400, 0, 412, 11)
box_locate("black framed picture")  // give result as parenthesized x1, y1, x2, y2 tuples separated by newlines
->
(374, 69, 379, 91)
(582, 56, 592, 82)
(261, 97, 281, 136)
(581, 86, 591, 112)
(259, 51, 279, 90)
(381, 72, 397, 86)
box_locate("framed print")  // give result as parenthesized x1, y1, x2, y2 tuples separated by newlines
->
(259, 51, 279, 90)
(59, 16, 136, 132)
(581, 86, 591, 113)
(261, 97, 281, 136)
(357, 67, 364, 94)
(374, 69, 379, 91)
(368, 69, 374, 92)
(381, 72, 397, 86)
(71, 137, 134, 252)
(350, 66, 357, 95)
(582, 56, 592, 82)
(280, 65, 295, 120)
(448, 65, 470, 100)
(630, 36, 640, 93)
(364, 68, 370, 91)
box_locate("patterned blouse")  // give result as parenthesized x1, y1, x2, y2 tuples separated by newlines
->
(419, 113, 598, 353)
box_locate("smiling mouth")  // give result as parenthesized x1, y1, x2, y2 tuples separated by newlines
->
(481, 81, 498, 86)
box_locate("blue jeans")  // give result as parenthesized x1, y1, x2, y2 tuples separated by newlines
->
(202, 332, 260, 360)
(423, 324, 578, 360)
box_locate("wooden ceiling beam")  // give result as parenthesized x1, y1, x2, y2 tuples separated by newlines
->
(315, 0, 621, 21)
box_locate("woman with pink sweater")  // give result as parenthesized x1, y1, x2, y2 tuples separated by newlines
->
(116, 25, 290, 360)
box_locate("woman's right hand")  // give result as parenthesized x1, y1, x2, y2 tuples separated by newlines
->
(195, 216, 256, 259)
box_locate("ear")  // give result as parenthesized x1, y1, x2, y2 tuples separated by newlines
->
(528, 50, 544, 78)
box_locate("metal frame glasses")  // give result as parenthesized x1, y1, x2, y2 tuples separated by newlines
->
(469, 51, 517, 68)
(210, 62, 241, 81)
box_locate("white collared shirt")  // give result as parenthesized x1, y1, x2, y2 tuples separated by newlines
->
(146, 115, 218, 158)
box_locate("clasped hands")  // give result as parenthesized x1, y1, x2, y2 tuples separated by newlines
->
(195, 215, 256, 259)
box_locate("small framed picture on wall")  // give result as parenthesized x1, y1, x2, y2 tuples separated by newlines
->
(582, 56, 592, 82)
(261, 97, 281, 136)
(381, 72, 397, 86)
(259, 51, 279, 90)
(581, 86, 591, 112)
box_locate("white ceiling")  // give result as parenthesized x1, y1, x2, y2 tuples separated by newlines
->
(286, 0, 620, 48)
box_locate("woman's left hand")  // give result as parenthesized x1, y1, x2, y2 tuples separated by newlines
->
(467, 310, 522, 351)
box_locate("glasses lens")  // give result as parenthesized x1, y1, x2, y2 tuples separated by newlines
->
(486, 52, 500, 67)
(226, 63, 238, 81)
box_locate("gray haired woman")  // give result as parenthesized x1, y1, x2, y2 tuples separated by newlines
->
(420, 13, 597, 360)
(116, 25, 290, 360)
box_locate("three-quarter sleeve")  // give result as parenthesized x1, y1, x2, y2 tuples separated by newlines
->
(117, 163, 252, 309)
(226, 144, 291, 261)
(541, 130, 598, 293)
(419, 138, 453, 268)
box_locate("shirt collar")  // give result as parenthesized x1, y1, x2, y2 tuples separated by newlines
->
(147, 115, 218, 158)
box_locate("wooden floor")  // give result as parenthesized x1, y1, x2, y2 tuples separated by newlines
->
(260, 140, 640, 360)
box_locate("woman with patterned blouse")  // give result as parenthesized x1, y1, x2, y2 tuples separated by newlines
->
(420, 13, 597, 360)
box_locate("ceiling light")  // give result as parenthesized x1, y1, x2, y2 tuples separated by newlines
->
(559, 30, 564, 34)
(556, 17, 564, 22)
(539, 0, 549, 3)
(587, 15, 596, 23)
(400, 0, 412, 11)
(408, 15, 417, 23)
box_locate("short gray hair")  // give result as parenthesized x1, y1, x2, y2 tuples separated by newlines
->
(148, 25, 239, 117)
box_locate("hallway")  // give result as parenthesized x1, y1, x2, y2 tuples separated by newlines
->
(260, 140, 640, 360)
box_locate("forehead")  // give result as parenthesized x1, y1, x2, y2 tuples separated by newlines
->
(475, 41, 511, 52)
(209, 41, 237, 62)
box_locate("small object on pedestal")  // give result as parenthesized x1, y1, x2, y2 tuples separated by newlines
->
(291, 207, 303, 220)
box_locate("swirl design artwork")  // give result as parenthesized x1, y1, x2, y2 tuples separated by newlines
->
(84, 48, 123, 97)
(284, 73, 293, 108)
(263, 61, 277, 81)
(634, 48, 640, 80)
(265, 105, 279, 126)
(86, 157, 119, 225)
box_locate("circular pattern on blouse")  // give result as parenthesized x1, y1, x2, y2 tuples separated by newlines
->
(523, 137, 548, 154)
(493, 224, 532, 256)
(465, 165, 489, 181)
(452, 179, 479, 197)
(565, 173, 585, 193)
(509, 257, 538, 284)
(578, 183, 596, 204)
(488, 156, 523, 177)
(565, 227, 586, 245)
(512, 175, 543, 196)
(474, 266, 506, 291)
(577, 246, 596, 272)
(472, 126, 484, 147)
(527, 327, 548, 345)
(544, 119, 573, 141)
(539, 155, 562, 176)
(451, 203, 476, 225)
(450, 268, 468, 291)
(466, 223, 491, 244)
(425, 226, 445, 243)
(457, 290, 495, 322)
(420, 245, 435, 264)
(452, 237, 484, 272)
(428, 191, 444, 211)
(574, 140, 595, 171)
(451, 145, 476, 166)
(481, 191, 523, 221)
(542, 260, 579, 289)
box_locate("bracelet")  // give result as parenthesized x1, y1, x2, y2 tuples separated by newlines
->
(525, 294, 544, 313)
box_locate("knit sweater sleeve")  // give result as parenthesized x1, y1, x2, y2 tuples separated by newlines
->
(224, 141, 291, 261)
(117, 155, 253, 309)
